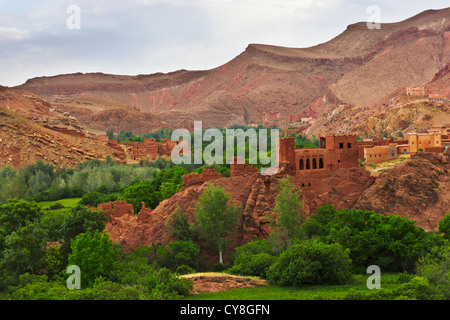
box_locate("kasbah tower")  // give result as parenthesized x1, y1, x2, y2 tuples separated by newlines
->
(278, 134, 359, 188)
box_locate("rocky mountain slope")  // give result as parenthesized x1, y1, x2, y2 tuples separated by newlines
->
(14, 8, 449, 134)
(0, 86, 126, 168)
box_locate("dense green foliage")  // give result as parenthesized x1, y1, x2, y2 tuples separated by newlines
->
(267, 240, 353, 286)
(438, 213, 450, 240)
(301, 204, 447, 273)
(0, 139, 449, 300)
(68, 230, 121, 288)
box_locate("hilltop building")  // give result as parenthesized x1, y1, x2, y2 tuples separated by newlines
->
(405, 86, 425, 96)
(123, 138, 177, 161)
(278, 134, 359, 188)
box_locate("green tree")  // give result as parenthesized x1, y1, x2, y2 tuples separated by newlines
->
(267, 240, 352, 286)
(167, 205, 197, 241)
(1, 222, 46, 281)
(118, 180, 160, 213)
(68, 230, 120, 288)
(195, 183, 241, 265)
(0, 199, 42, 252)
(269, 176, 305, 250)
(302, 205, 444, 273)
(43, 245, 63, 279)
(438, 213, 450, 240)
(59, 205, 107, 261)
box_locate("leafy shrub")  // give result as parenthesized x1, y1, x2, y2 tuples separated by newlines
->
(231, 239, 274, 265)
(301, 205, 446, 273)
(267, 240, 352, 286)
(229, 252, 277, 279)
(344, 276, 444, 300)
(438, 213, 450, 240)
(416, 244, 450, 299)
(213, 263, 226, 272)
(48, 203, 65, 210)
(118, 180, 160, 213)
(176, 265, 196, 275)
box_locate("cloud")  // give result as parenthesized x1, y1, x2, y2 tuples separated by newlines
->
(0, 26, 29, 43)
(0, 0, 449, 87)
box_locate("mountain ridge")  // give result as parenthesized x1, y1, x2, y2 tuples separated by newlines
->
(12, 7, 450, 135)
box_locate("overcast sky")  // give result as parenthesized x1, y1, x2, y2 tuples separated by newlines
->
(0, 0, 448, 87)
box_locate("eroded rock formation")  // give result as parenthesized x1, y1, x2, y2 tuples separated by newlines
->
(103, 161, 375, 266)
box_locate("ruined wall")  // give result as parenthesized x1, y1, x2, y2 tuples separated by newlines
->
(181, 169, 222, 190)
(124, 139, 177, 161)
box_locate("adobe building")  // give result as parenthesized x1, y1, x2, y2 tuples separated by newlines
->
(405, 86, 425, 96)
(123, 138, 177, 161)
(429, 124, 450, 136)
(357, 137, 408, 160)
(278, 134, 359, 188)
(407, 132, 442, 153)
(364, 144, 398, 164)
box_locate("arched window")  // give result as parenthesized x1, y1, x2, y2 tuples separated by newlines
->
(319, 158, 324, 169)
(312, 158, 317, 169)
(306, 159, 310, 170)
(299, 159, 304, 170)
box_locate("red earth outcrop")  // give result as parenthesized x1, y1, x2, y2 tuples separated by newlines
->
(103, 161, 375, 266)
(356, 148, 450, 232)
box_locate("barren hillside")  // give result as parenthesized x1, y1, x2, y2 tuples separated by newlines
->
(0, 86, 126, 168)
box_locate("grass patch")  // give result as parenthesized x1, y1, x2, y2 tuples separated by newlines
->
(184, 274, 400, 300)
(37, 198, 82, 210)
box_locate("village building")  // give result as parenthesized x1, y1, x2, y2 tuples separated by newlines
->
(278, 134, 359, 188)
(405, 86, 425, 96)
(123, 138, 177, 161)
(407, 132, 442, 153)
(364, 144, 398, 164)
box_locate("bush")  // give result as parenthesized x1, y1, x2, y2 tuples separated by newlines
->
(267, 240, 352, 286)
(213, 263, 226, 272)
(438, 213, 450, 240)
(416, 244, 450, 299)
(149, 241, 200, 272)
(229, 252, 277, 279)
(301, 205, 445, 273)
(231, 239, 274, 265)
(176, 265, 196, 275)
(230, 239, 277, 278)
(48, 203, 65, 210)
(344, 276, 445, 300)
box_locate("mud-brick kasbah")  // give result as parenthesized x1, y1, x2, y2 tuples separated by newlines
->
(95, 125, 450, 265)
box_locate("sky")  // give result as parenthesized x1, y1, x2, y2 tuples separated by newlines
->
(0, 0, 448, 87)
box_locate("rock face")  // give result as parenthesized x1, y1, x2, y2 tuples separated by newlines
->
(103, 148, 450, 265)
(356, 149, 450, 232)
(104, 162, 375, 266)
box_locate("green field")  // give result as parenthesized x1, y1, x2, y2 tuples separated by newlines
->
(37, 198, 82, 210)
(185, 274, 400, 300)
